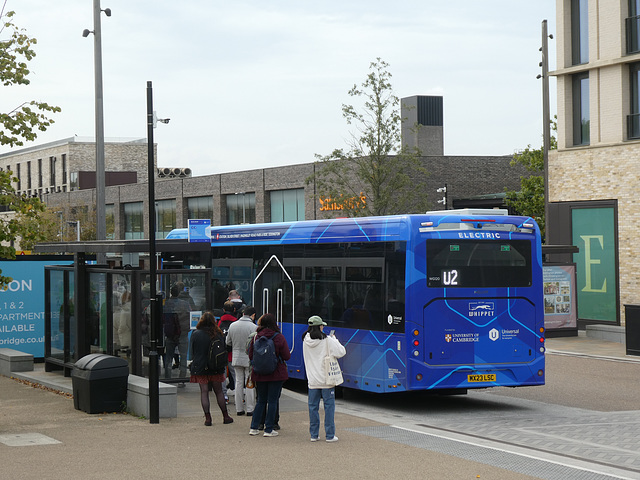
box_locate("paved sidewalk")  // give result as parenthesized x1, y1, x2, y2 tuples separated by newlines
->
(546, 330, 637, 361)
(1, 334, 638, 480)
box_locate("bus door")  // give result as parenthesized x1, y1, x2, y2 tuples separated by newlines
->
(252, 255, 297, 357)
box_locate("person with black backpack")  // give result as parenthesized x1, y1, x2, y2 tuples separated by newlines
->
(218, 301, 238, 402)
(189, 311, 234, 426)
(247, 313, 290, 437)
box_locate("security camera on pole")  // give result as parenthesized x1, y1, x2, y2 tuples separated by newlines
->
(437, 184, 448, 209)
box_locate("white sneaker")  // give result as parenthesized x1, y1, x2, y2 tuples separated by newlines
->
(249, 429, 260, 436)
(326, 436, 339, 443)
(310, 437, 319, 442)
(263, 430, 279, 437)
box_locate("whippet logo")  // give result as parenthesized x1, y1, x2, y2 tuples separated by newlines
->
(469, 302, 495, 317)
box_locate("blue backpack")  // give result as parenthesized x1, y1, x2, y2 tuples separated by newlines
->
(251, 332, 280, 375)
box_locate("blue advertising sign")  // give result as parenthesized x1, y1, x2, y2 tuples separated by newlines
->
(188, 219, 211, 243)
(0, 258, 73, 357)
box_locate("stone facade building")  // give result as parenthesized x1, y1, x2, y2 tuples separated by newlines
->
(548, 0, 640, 326)
(0, 137, 153, 196)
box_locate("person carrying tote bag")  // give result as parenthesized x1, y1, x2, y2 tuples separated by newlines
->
(301, 315, 346, 443)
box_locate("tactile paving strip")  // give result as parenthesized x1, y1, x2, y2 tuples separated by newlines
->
(347, 425, 635, 480)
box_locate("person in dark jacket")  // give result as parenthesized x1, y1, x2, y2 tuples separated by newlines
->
(218, 301, 238, 400)
(247, 313, 290, 437)
(189, 311, 233, 426)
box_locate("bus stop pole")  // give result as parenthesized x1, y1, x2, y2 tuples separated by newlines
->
(147, 81, 160, 424)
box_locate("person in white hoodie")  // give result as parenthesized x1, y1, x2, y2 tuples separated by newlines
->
(302, 315, 346, 443)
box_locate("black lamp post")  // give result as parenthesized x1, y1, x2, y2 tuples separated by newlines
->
(146, 81, 171, 423)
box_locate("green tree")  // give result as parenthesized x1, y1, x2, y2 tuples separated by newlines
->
(0, 7, 61, 286)
(505, 117, 557, 240)
(307, 58, 430, 217)
(0, 172, 47, 283)
(1, 8, 61, 147)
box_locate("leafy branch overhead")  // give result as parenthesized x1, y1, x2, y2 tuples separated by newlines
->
(308, 58, 430, 217)
(1, 9, 61, 147)
(0, 7, 60, 287)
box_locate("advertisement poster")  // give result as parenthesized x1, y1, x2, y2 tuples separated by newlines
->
(571, 207, 617, 322)
(0, 258, 73, 358)
(543, 264, 578, 330)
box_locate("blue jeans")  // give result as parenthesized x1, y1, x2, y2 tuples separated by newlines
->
(308, 387, 336, 440)
(250, 381, 283, 433)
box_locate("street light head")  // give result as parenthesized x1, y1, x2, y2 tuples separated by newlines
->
(103, 8, 112, 16)
(82, 28, 93, 37)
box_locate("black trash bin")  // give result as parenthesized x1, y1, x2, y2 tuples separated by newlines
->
(624, 304, 640, 356)
(72, 354, 129, 413)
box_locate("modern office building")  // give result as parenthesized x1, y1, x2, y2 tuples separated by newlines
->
(548, 0, 640, 327)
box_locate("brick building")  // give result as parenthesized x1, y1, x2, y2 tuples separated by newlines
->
(1, 96, 527, 243)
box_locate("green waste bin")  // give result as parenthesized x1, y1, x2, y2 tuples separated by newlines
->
(624, 304, 640, 356)
(72, 354, 129, 413)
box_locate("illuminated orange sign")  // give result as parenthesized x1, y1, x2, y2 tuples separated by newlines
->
(319, 193, 367, 212)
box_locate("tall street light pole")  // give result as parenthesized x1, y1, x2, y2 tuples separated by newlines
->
(147, 81, 159, 424)
(83, 1, 110, 262)
(146, 81, 170, 424)
(541, 19, 552, 241)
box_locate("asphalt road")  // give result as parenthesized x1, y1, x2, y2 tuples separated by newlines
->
(482, 353, 640, 412)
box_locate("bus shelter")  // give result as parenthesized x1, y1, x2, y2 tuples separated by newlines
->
(35, 239, 211, 381)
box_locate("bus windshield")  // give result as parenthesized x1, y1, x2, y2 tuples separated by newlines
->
(426, 239, 532, 288)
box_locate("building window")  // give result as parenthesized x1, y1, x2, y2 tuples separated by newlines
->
(571, 0, 589, 65)
(630, 63, 640, 139)
(62, 154, 67, 185)
(572, 73, 590, 145)
(106, 204, 115, 240)
(124, 202, 144, 240)
(16, 164, 21, 191)
(270, 189, 305, 222)
(187, 196, 214, 221)
(70, 172, 78, 191)
(49, 156, 56, 186)
(155, 199, 176, 239)
(27, 161, 32, 190)
(628, 0, 640, 54)
(37, 159, 42, 187)
(226, 192, 255, 225)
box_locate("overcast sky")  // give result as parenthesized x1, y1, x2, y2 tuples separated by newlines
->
(1, 0, 556, 176)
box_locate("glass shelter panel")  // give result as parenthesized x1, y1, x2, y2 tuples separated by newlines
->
(49, 269, 65, 361)
(112, 272, 133, 369)
(88, 272, 108, 353)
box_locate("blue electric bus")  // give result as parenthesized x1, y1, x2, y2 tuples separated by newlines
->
(167, 209, 545, 393)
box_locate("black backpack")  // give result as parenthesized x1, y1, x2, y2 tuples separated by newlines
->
(251, 332, 280, 375)
(207, 335, 228, 374)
